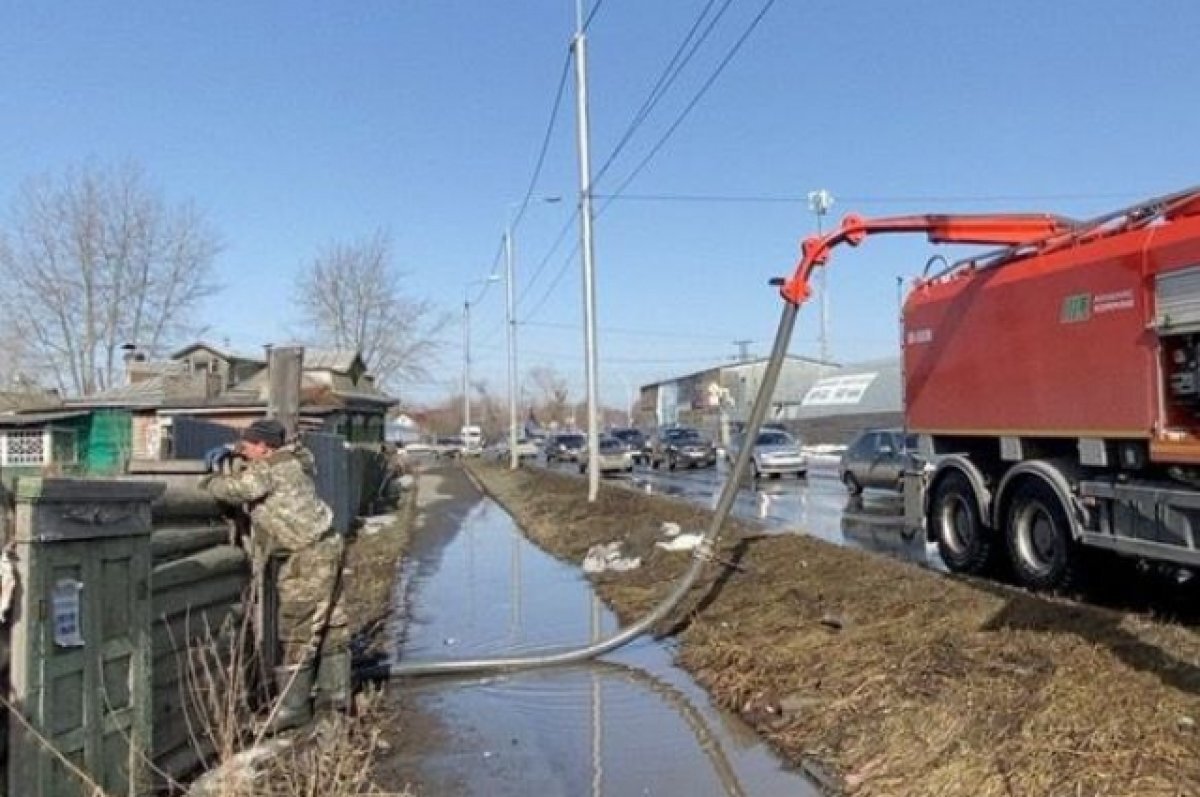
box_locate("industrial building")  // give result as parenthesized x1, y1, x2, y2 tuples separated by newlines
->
(636, 355, 903, 445)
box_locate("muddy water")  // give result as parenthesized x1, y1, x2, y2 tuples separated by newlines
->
(390, 474, 819, 796)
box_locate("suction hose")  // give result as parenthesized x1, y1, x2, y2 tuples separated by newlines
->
(388, 301, 800, 678)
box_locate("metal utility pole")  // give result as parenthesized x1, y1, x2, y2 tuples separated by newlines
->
(463, 276, 499, 434)
(462, 299, 471, 431)
(504, 231, 517, 468)
(505, 197, 561, 470)
(808, 189, 835, 363)
(573, 0, 600, 502)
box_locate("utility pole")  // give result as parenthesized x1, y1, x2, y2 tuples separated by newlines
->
(462, 299, 470, 431)
(732, 339, 753, 363)
(573, 0, 601, 502)
(505, 197, 561, 470)
(808, 189, 835, 363)
(463, 276, 499, 434)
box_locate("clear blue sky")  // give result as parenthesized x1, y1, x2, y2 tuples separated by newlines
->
(2, 1, 1195, 407)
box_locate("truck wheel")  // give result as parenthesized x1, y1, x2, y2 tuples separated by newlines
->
(932, 470, 995, 575)
(1005, 479, 1078, 591)
(668, 455, 677, 471)
(842, 472, 862, 495)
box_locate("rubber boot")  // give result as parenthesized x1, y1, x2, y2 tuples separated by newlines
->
(265, 663, 315, 735)
(313, 649, 351, 711)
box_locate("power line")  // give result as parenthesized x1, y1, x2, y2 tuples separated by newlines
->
(592, 0, 732, 186)
(583, 0, 606, 31)
(514, 208, 579, 309)
(520, 319, 737, 342)
(600, 0, 781, 208)
(592, 190, 1143, 205)
(511, 51, 573, 232)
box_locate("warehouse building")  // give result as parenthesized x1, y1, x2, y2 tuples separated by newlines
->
(637, 355, 903, 445)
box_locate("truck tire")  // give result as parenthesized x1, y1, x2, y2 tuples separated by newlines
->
(842, 472, 862, 495)
(1005, 478, 1078, 591)
(932, 470, 995, 575)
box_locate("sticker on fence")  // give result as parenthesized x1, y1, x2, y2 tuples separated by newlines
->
(52, 577, 85, 647)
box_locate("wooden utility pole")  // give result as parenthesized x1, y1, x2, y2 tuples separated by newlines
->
(266, 346, 304, 439)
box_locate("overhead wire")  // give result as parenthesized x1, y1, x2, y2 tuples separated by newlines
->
(600, 0, 781, 211)
(591, 0, 731, 187)
(518, 0, 780, 327)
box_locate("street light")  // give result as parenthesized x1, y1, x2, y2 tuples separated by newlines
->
(505, 195, 561, 469)
(463, 275, 500, 433)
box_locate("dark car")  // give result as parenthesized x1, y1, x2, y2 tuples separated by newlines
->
(650, 426, 717, 470)
(608, 427, 647, 463)
(545, 432, 586, 463)
(839, 429, 921, 494)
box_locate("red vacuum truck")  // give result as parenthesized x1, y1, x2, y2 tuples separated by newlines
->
(779, 187, 1200, 590)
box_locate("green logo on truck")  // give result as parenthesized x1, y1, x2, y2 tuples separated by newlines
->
(1061, 293, 1092, 323)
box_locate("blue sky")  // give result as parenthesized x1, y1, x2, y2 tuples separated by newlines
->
(2, 2, 1195, 406)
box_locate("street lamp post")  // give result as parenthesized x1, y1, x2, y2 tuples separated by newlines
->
(505, 196, 561, 469)
(808, 189, 835, 363)
(463, 276, 499, 435)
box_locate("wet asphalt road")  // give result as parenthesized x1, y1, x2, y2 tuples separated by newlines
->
(540, 455, 944, 572)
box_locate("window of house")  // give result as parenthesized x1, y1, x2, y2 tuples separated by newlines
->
(6, 430, 46, 465)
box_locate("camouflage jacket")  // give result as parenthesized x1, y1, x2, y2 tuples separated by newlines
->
(204, 444, 334, 552)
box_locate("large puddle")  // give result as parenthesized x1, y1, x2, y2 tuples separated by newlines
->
(389, 488, 820, 796)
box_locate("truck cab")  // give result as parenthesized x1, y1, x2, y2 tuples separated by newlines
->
(460, 425, 484, 456)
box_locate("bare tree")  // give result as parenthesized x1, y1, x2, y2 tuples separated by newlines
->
(295, 231, 445, 390)
(0, 163, 221, 395)
(527, 365, 570, 423)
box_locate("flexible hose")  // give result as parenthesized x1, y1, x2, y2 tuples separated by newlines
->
(389, 302, 800, 678)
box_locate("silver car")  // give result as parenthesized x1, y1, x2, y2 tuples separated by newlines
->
(727, 429, 807, 479)
(839, 429, 920, 494)
(579, 435, 634, 474)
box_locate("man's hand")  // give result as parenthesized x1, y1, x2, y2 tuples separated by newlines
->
(204, 445, 234, 472)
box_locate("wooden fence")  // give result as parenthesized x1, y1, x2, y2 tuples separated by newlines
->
(4, 468, 269, 796)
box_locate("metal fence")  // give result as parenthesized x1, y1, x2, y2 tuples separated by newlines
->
(172, 417, 239, 460)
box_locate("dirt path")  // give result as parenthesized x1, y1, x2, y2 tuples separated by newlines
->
(470, 462, 1200, 797)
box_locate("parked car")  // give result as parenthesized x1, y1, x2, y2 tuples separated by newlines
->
(545, 432, 586, 463)
(608, 427, 647, 463)
(435, 436, 464, 458)
(579, 435, 635, 474)
(727, 429, 807, 479)
(650, 427, 717, 470)
(839, 428, 921, 494)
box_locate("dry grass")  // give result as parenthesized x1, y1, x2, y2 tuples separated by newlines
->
(472, 462, 1200, 797)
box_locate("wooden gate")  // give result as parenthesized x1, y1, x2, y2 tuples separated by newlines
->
(8, 478, 162, 797)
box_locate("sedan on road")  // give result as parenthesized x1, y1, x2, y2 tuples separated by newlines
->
(608, 427, 647, 463)
(728, 429, 807, 479)
(579, 435, 635, 474)
(545, 432, 586, 463)
(650, 427, 717, 470)
(839, 429, 920, 494)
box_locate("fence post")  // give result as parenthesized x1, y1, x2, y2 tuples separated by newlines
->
(8, 478, 162, 797)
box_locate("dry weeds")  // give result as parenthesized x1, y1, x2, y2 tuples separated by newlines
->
(472, 462, 1200, 797)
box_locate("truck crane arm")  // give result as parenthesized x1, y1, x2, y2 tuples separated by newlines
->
(779, 186, 1200, 307)
(778, 213, 1074, 306)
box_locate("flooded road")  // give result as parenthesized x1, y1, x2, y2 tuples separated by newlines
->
(548, 456, 944, 571)
(386, 467, 819, 796)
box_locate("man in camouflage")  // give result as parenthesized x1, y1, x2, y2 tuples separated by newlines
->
(203, 418, 348, 730)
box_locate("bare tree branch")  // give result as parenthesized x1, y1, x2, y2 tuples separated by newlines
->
(0, 162, 222, 395)
(294, 230, 447, 391)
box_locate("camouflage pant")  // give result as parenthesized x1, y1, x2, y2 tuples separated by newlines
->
(276, 535, 348, 667)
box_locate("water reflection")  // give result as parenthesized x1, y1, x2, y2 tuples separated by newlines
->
(393, 483, 816, 797)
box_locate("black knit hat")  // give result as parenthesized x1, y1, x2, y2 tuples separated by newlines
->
(243, 419, 286, 448)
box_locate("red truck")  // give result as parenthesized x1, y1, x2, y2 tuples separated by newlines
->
(780, 187, 1200, 590)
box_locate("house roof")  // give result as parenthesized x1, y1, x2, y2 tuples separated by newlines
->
(0, 410, 90, 427)
(304, 349, 364, 373)
(170, 341, 265, 364)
